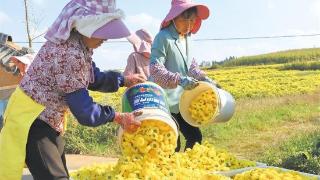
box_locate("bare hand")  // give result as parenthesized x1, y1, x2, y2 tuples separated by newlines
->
(114, 111, 143, 133)
(124, 74, 147, 87)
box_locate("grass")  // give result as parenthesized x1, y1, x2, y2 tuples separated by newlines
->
(279, 61, 320, 71)
(64, 116, 120, 156)
(201, 92, 320, 159)
(220, 48, 320, 67)
(259, 131, 320, 174)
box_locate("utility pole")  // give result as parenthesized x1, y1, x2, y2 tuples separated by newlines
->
(23, 0, 32, 48)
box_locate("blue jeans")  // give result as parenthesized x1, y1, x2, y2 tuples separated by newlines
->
(0, 99, 8, 129)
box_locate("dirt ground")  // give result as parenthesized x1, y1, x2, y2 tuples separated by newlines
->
(22, 154, 118, 180)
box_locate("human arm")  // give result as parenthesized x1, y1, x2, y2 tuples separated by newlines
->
(65, 88, 141, 132)
(150, 34, 198, 90)
(88, 61, 146, 92)
(88, 61, 123, 92)
(188, 59, 220, 88)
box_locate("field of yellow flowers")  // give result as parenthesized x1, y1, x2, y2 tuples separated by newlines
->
(91, 64, 320, 105)
(206, 64, 320, 99)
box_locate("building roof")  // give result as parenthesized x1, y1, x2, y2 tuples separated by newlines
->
(0, 33, 12, 44)
(0, 33, 33, 72)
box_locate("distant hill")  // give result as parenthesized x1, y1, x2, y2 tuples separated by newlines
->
(220, 48, 320, 67)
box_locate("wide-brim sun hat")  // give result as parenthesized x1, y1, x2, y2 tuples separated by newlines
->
(160, 0, 210, 34)
(91, 19, 130, 40)
(126, 29, 153, 55)
(77, 17, 131, 40)
(45, 0, 130, 43)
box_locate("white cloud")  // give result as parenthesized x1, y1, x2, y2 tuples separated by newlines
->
(267, 0, 276, 9)
(31, 0, 45, 7)
(93, 44, 132, 70)
(285, 29, 319, 35)
(310, 0, 320, 19)
(0, 11, 10, 25)
(125, 13, 161, 36)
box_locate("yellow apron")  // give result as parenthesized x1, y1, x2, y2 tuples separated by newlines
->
(0, 87, 45, 180)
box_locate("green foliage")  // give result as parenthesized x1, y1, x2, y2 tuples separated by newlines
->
(202, 101, 318, 142)
(281, 153, 320, 175)
(260, 131, 320, 174)
(208, 63, 221, 69)
(64, 90, 124, 156)
(222, 48, 320, 67)
(64, 113, 120, 155)
(280, 61, 320, 71)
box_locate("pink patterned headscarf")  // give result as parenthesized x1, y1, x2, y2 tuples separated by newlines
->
(127, 29, 153, 56)
(45, 0, 129, 43)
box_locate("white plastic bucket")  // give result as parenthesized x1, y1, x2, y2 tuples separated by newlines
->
(122, 82, 170, 114)
(119, 82, 179, 150)
(179, 81, 235, 127)
(117, 109, 179, 145)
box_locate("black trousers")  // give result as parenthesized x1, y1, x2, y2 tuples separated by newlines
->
(171, 113, 202, 152)
(26, 119, 69, 180)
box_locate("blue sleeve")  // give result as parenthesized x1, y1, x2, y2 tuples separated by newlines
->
(88, 61, 124, 92)
(65, 88, 115, 127)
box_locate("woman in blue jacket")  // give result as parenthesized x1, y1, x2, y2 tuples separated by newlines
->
(150, 0, 217, 152)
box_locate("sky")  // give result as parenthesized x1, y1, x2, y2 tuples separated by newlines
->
(0, 0, 320, 70)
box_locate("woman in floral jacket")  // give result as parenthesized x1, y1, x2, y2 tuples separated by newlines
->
(0, 0, 146, 179)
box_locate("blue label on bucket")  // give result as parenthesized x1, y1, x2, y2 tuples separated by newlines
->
(123, 83, 170, 114)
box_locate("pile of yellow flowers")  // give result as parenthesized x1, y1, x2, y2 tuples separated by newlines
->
(71, 114, 257, 179)
(120, 120, 177, 158)
(71, 161, 230, 180)
(233, 168, 316, 180)
(174, 142, 256, 171)
(71, 142, 257, 179)
(188, 89, 218, 125)
(111, 142, 255, 179)
(70, 163, 115, 180)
